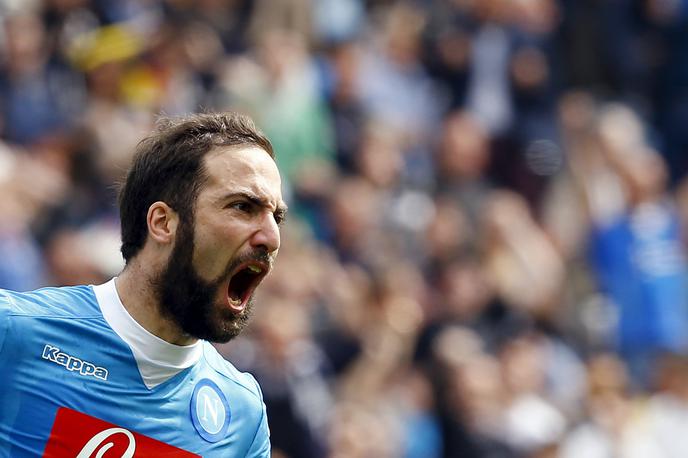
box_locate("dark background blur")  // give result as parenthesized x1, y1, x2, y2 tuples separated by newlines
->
(1, 0, 688, 457)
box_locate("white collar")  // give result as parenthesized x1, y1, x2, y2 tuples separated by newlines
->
(93, 278, 203, 389)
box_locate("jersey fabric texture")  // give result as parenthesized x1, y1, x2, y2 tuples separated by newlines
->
(0, 279, 270, 457)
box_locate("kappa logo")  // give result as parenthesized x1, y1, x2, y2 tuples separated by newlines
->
(41, 344, 109, 380)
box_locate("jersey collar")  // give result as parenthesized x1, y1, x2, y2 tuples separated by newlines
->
(93, 278, 203, 389)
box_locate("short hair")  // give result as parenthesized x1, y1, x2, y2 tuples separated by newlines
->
(118, 112, 274, 263)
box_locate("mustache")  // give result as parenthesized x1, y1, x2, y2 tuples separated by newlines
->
(221, 248, 274, 280)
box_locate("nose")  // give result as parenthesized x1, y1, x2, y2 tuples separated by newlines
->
(249, 211, 281, 254)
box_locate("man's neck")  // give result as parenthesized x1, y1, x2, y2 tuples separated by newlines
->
(115, 264, 197, 346)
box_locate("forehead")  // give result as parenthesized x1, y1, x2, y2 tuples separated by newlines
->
(201, 145, 282, 202)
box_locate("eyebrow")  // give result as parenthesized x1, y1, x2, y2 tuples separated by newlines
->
(221, 191, 288, 215)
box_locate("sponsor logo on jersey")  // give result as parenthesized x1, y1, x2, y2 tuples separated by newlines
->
(190, 379, 231, 442)
(43, 407, 200, 457)
(41, 344, 109, 380)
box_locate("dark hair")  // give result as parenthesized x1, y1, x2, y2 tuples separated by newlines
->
(118, 112, 274, 263)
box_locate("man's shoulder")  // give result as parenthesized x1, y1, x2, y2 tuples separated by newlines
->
(200, 342, 263, 402)
(0, 284, 100, 318)
(196, 342, 268, 455)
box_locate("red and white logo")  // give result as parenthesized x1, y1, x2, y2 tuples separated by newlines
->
(43, 408, 200, 457)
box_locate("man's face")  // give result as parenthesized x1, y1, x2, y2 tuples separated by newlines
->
(156, 145, 286, 342)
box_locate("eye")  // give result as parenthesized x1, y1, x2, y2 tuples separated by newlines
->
(229, 201, 253, 213)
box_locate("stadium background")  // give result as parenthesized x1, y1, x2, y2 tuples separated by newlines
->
(1, 0, 688, 456)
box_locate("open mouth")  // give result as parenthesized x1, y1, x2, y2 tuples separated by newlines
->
(227, 262, 268, 312)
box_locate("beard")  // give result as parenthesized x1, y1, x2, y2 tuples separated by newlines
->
(154, 218, 265, 343)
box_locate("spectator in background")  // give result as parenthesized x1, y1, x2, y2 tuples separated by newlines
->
(560, 353, 634, 458)
(435, 110, 493, 227)
(0, 144, 52, 290)
(644, 0, 688, 183)
(481, 190, 565, 319)
(219, 27, 334, 191)
(73, 23, 153, 181)
(0, 12, 86, 144)
(569, 103, 688, 385)
(1, 1, 688, 457)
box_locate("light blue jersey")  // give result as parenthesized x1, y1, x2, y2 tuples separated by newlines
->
(0, 280, 270, 457)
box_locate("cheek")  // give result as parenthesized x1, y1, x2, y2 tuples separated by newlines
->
(191, 224, 244, 278)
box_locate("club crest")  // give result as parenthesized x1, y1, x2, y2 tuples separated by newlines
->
(190, 379, 231, 442)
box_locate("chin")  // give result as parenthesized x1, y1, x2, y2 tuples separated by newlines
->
(199, 302, 252, 343)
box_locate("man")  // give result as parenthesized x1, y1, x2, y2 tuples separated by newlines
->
(0, 112, 287, 456)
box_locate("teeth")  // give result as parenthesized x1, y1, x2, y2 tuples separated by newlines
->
(229, 297, 242, 306)
(247, 265, 262, 274)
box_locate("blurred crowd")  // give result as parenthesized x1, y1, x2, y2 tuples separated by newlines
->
(2, 0, 688, 457)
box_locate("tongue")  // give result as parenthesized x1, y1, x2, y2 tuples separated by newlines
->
(227, 292, 245, 312)
(228, 270, 252, 312)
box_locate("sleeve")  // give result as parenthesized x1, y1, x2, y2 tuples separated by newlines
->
(245, 381, 271, 458)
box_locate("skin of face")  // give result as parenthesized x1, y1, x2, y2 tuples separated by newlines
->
(155, 145, 286, 343)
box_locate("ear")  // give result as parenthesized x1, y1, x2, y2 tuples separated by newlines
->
(146, 201, 179, 245)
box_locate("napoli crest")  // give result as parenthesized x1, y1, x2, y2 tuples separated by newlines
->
(190, 379, 231, 442)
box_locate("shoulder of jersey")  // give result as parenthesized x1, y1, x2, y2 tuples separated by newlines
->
(201, 342, 264, 401)
(0, 285, 99, 318)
